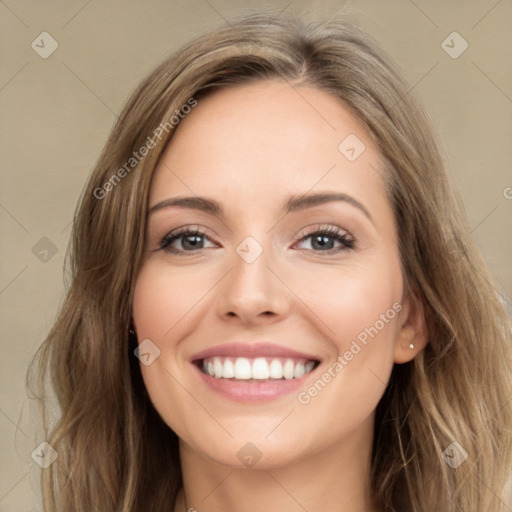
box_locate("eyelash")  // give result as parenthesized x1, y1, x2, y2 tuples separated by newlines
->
(158, 225, 355, 256)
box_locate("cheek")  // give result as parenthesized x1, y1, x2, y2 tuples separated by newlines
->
(131, 263, 207, 437)
(300, 266, 399, 396)
(294, 257, 402, 348)
(132, 262, 210, 339)
(290, 258, 402, 414)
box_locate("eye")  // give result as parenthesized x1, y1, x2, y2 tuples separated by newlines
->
(293, 226, 354, 254)
(156, 225, 354, 255)
(159, 227, 218, 254)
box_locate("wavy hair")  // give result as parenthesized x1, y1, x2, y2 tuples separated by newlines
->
(28, 13, 512, 511)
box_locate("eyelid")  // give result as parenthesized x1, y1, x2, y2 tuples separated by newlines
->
(291, 224, 355, 253)
(152, 225, 219, 253)
(293, 223, 353, 242)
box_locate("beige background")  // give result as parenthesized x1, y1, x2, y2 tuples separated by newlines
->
(1, 0, 511, 510)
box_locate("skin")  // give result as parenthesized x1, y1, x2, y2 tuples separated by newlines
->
(132, 80, 428, 512)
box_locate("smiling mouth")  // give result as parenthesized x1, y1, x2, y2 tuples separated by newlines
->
(196, 356, 320, 381)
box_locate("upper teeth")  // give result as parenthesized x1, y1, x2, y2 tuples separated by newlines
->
(202, 357, 316, 380)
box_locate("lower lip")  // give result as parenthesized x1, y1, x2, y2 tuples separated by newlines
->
(193, 363, 317, 403)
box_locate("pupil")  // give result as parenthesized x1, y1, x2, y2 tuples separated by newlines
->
(313, 235, 333, 250)
(184, 235, 203, 250)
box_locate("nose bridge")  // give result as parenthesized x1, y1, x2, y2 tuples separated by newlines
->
(231, 236, 273, 302)
(216, 234, 288, 321)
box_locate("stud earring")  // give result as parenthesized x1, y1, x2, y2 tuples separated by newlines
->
(409, 343, 415, 349)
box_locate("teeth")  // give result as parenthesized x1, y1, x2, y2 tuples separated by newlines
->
(234, 358, 252, 379)
(293, 362, 305, 378)
(214, 357, 223, 378)
(223, 358, 235, 378)
(269, 359, 283, 378)
(201, 356, 317, 380)
(283, 359, 294, 380)
(305, 361, 315, 373)
(252, 358, 270, 379)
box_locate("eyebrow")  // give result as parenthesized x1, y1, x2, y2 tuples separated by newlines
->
(148, 192, 373, 223)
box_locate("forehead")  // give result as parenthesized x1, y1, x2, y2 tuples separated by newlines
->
(149, 80, 387, 216)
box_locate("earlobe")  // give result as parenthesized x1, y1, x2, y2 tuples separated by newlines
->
(394, 293, 429, 364)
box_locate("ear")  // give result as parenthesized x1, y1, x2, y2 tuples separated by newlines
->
(394, 292, 429, 364)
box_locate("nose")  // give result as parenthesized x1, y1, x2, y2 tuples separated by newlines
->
(216, 242, 291, 326)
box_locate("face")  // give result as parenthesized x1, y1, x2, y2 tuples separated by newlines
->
(132, 80, 419, 469)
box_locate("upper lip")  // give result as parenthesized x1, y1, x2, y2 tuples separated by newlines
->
(190, 342, 321, 362)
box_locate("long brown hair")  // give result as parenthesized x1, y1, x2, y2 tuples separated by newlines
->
(28, 14, 512, 511)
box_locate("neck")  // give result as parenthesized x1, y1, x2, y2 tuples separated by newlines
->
(173, 417, 377, 512)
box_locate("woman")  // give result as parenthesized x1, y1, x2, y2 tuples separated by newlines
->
(28, 14, 512, 512)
